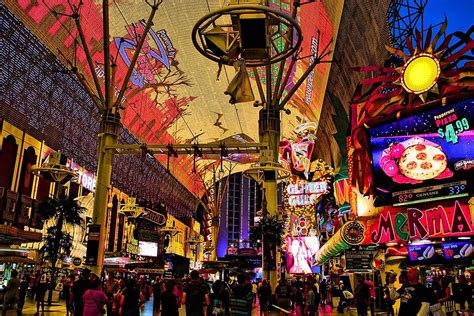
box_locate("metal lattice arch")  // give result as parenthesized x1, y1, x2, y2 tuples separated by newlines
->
(192, 4, 302, 67)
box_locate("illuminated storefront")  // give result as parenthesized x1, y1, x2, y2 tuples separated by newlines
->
(343, 19, 474, 311)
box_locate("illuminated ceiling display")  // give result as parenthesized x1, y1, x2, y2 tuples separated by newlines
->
(6, 0, 341, 195)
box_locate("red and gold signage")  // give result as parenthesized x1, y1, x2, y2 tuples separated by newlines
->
(362, 198, 474, 244)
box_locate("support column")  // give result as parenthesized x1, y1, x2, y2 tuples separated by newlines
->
(259, 108, 280, 291)
(89, 109, 120, 276)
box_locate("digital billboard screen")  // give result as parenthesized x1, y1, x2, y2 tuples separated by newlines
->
(442, 241, 473, 260)
(285, 237, 320, 274)
(138, 241, 158, 257)
(368, 99, 474, 206)
(407, 244, 436, 262)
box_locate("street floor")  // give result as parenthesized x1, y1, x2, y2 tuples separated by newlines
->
(11, 297, 386, 315)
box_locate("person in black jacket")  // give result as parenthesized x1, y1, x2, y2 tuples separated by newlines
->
(119, 279, 143, 316)
(453, 275, 471, 310)
(257, 280, 272, 314)
(182, 270, 210, 316)
(354, 276, 370, 316)
(152, 276, 162, 315)
(161, 281, 179, 316)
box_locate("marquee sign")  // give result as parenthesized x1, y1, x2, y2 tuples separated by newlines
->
(286, 181, 328, 207)
(364, 199, 474, 244)
(80, 171, 96, 193)
(141, 208, 167, 226)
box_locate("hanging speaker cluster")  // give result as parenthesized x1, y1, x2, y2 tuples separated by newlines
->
(31, 152, 77, 185)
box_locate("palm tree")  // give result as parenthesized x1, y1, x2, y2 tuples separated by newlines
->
(250, 215, 285, 275)
(37, 194, 85, 305)
(249, 215, 285, 247)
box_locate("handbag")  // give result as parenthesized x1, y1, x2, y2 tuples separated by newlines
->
(90, 290, 106, 315)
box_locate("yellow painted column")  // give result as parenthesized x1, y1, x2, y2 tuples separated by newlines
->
(90, 110, 120, 276)
(259, 107, 281, 291)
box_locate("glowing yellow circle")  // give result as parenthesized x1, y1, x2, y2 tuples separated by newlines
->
(401, 54, 440, 94)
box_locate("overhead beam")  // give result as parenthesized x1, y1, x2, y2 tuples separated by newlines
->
(105, 142, 268, 155)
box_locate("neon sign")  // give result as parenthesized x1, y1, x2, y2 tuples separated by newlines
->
(436, 108, 470, 144)
(286, 181, 328, 206)
(368, 99, 474, 206)
(367, 200, 473, 244)
(80, 171, 96, 192)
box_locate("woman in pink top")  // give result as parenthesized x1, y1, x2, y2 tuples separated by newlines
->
(82, 275, 108, 316)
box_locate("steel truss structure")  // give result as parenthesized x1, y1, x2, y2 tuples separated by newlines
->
(387, 0, 428, 51)
(0, 4, 198, 218)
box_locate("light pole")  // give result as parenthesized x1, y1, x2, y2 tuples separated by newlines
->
(56, 0, 162, 276)
(192, 1, 332, 290)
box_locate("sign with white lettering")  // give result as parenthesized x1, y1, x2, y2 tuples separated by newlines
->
(286, 181, 328, 206)
(80, 171, 96, 192)
(345, 249, 375, 270)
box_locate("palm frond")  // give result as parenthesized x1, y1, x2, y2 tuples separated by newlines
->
(249, 215, 285, 247)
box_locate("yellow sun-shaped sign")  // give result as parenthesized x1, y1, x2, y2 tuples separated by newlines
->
(401, 53, 441, 94)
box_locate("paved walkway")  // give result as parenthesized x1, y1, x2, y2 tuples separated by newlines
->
(11, 297, 384, 315)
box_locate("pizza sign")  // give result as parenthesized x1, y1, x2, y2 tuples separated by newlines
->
(368, 99, 474, 206)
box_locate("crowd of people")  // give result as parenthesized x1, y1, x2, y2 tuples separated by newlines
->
(1, 270, 47, 316)
(2, 266, 473, 315)
(383, 268, 473, 316)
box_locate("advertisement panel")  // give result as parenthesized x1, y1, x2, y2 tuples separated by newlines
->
(368, 99, 473, 206)
(138, 241, 158, 257)
(442, 241, 473, 259)
(344, 248, 376, 271)
(285, 236, 320, 274)
(85, 224, 100, 265)
(407, 244, 436, 262)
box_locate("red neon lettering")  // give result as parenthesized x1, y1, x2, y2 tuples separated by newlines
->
(426, 206, 451, 237)
(407, 208, 428, 239)
(371, 212, 395, 244)
(451, 200, 472, 234)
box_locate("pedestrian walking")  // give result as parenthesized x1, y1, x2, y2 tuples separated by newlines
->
(303, 283, 316, 316)
(18, 274, 29, 316)
(182, 270, 210, 316)
(82, 276, 108, 316)
(71, 268, 91, 316)
(2, 270, 20, 316)
(152, 276, 162, 315)
(119, 279, 144, 316)
(105, 273, 118, 316)
(384, 272, 397, 316)
(35, 271, 49, 316)
(365, 275, 376, 316)
(355, 276, 370, 316)
(161, 281, 180, 316)
(257, 280, 271, 314)
(394, 268, 430, 316)
(207, 280, 230, 316)
(275, 279, 292, 315)
(64, 275, 75, 316)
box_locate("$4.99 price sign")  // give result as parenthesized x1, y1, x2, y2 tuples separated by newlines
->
(438, 118, 470, 144)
